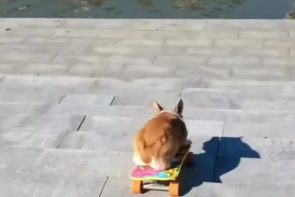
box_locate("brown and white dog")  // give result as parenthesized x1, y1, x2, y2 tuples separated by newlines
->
(133, 99, 191, 170)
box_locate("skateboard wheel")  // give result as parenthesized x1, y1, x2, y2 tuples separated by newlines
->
(169, 181, 180, 196)
(131, 180, 144, 194)
(184, 152, 194, 166)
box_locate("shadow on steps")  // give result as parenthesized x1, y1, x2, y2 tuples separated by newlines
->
(181, 137, 260, 195)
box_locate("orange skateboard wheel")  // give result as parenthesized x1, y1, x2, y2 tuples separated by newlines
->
(169, 181, 180, 196)
(131, 180, 144, 194)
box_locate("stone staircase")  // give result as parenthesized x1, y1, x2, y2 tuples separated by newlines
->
(0, 19, 295, 196)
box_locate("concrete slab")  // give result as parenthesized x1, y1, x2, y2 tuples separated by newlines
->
(0, 148, 45, 197)
(232, 66, 288, 81)
(223, 117, 295, 138)
(182, 88, 295, 110)
(187, 182, 295, 197)
(103, 177, 254, 197)
(14, 63, 69, 76)
(31, 176, 107, 197)
(68, 63, 123, 77)
(176, 65, 230, 79)
(0, 147, 44, 172)
(215, 158, 295, 186)
(219, 137, 295, 160)
(45, 104, 295, 124)
(45, 105, 152, 117)
(96, 88, 182, 107)
(0, 148, 107, 197)
(0, 115, 29, 129)
(182, 87, 295, 103)
(119, 64, 177, 79)
(100, 177, 165, 197)
(0, 129, 67, 149)
(202, 80, 295, 98)
(37, 149, 134, 178)
(0, 75, 97, 92)
(60, 130, 220, 158)
(79, 116, 223, 136)
(60, 94, 114, 106)
(102, 177, 214, 197)
(79, 116, 144, 133)
(186, 120, 224, 137)
(0, 103, 44, 115)
(0, 115, 84, 131)
(46, 103, 295, 124)
(0, 88, 64, 104)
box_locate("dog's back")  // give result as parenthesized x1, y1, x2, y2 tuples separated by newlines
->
(133, 100, 188, 170)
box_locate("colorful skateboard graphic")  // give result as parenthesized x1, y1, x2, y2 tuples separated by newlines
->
(130, 150, 194, 196)
(131, 162, 181, 181)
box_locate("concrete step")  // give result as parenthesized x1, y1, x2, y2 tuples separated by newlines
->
(0, 147, 107, 197)
(218, 137, 295, 160)
(59, 131, 221, 156)
(60, 87, 181, 107)
(0, 75, 200, 90)
(188, 182, 295, 197)
(60, 130, 295, 160)
(100, 177, 295, 197)
(215, 157, 295, 186)
(45, 103, 295, 120)
(4, 75, 295, 108)
(78, 116, 224, 136)
(37, 148, 133, 179)
(0, 115, 85, 130)
(0, 103, 46, 115)
(0, 76, 98, 101)
(202, 79, 295, 93)
(78, 113, 295, 138)
(182, 88, 295, 110)
(0, 128, 67, 149)
(0, 75, 97, 89)
(1, 147, 293, 197)
(45, 104, 152, 117)
(231, 65, 290, 81)
(183, 87, 295, 101)
(58, 117, 222, 153)
(0, 62, 69, 76)
(59, 94, 114, 105)
(0, 76, 184, 106)
(223, 115, 295, 138)
(0, 89, 63, 104)
(117, 64, 231, 80)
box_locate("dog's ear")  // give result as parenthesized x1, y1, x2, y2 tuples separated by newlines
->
(152, 101, 163, 113)
(175, 99, 183, 115)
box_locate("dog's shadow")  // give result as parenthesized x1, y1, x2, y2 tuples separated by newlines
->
(181, 137, 260, 195)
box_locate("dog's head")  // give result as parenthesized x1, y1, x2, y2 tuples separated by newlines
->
(152, 99, 184, 118)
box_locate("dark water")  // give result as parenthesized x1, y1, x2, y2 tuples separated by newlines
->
(0, 0, 294, 19)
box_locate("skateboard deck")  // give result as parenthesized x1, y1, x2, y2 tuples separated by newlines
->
(130, 149, 193, 196)
(130, 151, 191, 181)
(130, 163, 181, 181)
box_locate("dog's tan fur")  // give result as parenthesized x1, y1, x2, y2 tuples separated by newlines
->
(133, 99, 190, 170)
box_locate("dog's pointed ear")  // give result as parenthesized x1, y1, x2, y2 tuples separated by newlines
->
(175, 99, 183, 115)
(152, 101, 163, 113)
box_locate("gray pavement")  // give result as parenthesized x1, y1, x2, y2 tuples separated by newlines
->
(0, 18, 295, 196)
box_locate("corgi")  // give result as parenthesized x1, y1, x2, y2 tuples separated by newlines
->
(133, 99, 191, 170)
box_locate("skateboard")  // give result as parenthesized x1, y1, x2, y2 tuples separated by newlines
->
(130, 150, 194, 196)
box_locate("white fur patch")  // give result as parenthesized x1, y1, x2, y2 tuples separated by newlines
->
(159, 109, 183, 120)
(150, 157, 171, 170)
(133, 153, 146, 166)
